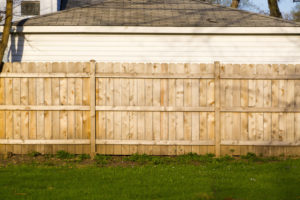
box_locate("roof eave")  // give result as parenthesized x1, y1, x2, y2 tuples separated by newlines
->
(1, 26, 300, 34)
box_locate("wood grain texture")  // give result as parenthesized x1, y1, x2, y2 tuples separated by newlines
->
(1, 62, 300, 157)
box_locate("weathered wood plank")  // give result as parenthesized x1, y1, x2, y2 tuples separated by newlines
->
(0, 139, 90, 145)
(214, 62, 221, 157)
(95, 140, 215, 145)
(113, 63, 122, 154)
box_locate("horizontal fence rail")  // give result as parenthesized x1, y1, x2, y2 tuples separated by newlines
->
(0, 62, 300, 156)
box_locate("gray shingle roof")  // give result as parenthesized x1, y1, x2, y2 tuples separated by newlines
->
(15, 0, 300, 27)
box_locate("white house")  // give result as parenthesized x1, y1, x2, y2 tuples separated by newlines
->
(1, 0, 300, 64)
(0, 0, 60, 23)
(0, 0, 109, 23)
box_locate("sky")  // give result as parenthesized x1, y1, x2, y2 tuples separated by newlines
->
(239, 0, 300, 18)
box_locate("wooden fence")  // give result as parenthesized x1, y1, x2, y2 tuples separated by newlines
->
(0, 62, 300, 156)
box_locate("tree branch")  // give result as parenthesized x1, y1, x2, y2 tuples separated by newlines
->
(268, 0, 282, 18)
(231, 0, 240, 8)
(0, 0, 13, 64)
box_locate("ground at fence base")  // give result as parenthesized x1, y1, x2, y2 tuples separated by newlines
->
(1, 145, 300, 157)
(1, 151, 299, 167)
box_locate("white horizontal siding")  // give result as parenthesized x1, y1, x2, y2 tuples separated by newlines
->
(6, 34, 300, 64)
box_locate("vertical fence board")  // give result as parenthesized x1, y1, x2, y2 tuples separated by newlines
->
(0, 62, 300, 156)
(145, 75, 153, 155)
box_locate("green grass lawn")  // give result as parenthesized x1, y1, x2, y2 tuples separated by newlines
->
(0, 153, 300, 200)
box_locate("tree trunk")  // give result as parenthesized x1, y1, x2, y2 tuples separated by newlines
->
(0, 0, 13, 65)
(231, 0, 240, 8)
(268, 0, 282, 18)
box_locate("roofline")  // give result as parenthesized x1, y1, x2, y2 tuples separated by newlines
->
(1, 26, 300, 34)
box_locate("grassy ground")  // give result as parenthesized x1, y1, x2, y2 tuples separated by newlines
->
(0, 152, 300, 200)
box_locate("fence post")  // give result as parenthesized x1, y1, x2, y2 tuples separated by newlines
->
(90, 60, 96, 158)
(214, 61, 221, 157)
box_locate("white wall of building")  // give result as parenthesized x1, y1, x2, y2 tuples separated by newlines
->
(0, 0, 59, 23)
(5, 33, 300, 64)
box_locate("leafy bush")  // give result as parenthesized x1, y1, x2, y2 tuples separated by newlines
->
(177, 153, 215, 164)
(241, 152, 257, 160)
(216, 155, 235, 162)
(78, 154, 91, 161)
(28, 151, 41, 157)
(124, 154, 153, 164)
(94, 154, 112, 165)
(56, 151, 75, 159)
(124, 153, 216, 165)
(241, 152, 265, 162)
(264, 156, 280, 162)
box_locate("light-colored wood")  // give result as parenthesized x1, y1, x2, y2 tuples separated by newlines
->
(89, 61, 96, 156)
(220, 107, 300, 112)
(272, 80, 279, 108)
(5, 110, 13, 153)
(175, 65, 184, 155)
(221, 140, 300, 146)
(160, 64, 169, 155)
(67, 75, 76, 154)
(74, 64, 84, 154)
(1, 62, 300, 156)
(224, 64, 234, 154)
(12, 65, 22, 154)
(153, 68, 161, 155)
(144, 77, 153, 155)
(207, 112, 215, 154)
(0, 78, 5, 154)
(231, 64, 241, 154)
(120, 64, 131, 154)
(83, 110, 91, 154)
(0, 73, 90, 78)
(168, 67, 176, 156)
(295, 113, 300, 148)
(183, 111, 192, 154)
(95, 140, 215, 145)
(0, 105, 90, 111)
(96, 72, 105, 155)
(220, 74, 300, 80)
(129, 112, 138, 154)
(106, 76, 114, 154)
(0, 111, 5, 154)
(112, 63, 122, 154)
(58, 63, 68, 152)
(121, 111, 130, 155)
(191, 77, 200, 154)
(200, 112, 208, 154)
(21, 75, 29, 154)
(82, 67, 91, 154)
(96, 73, 214, 79)
(214, 62, 221, 157)
(97, 111, 106, 154)
(95, 106, 214, 112)
(52, 77, 60, 154)
(0, 139, 90, 144)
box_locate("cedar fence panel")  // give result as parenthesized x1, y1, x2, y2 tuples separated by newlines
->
(0, 62, 299, 156)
